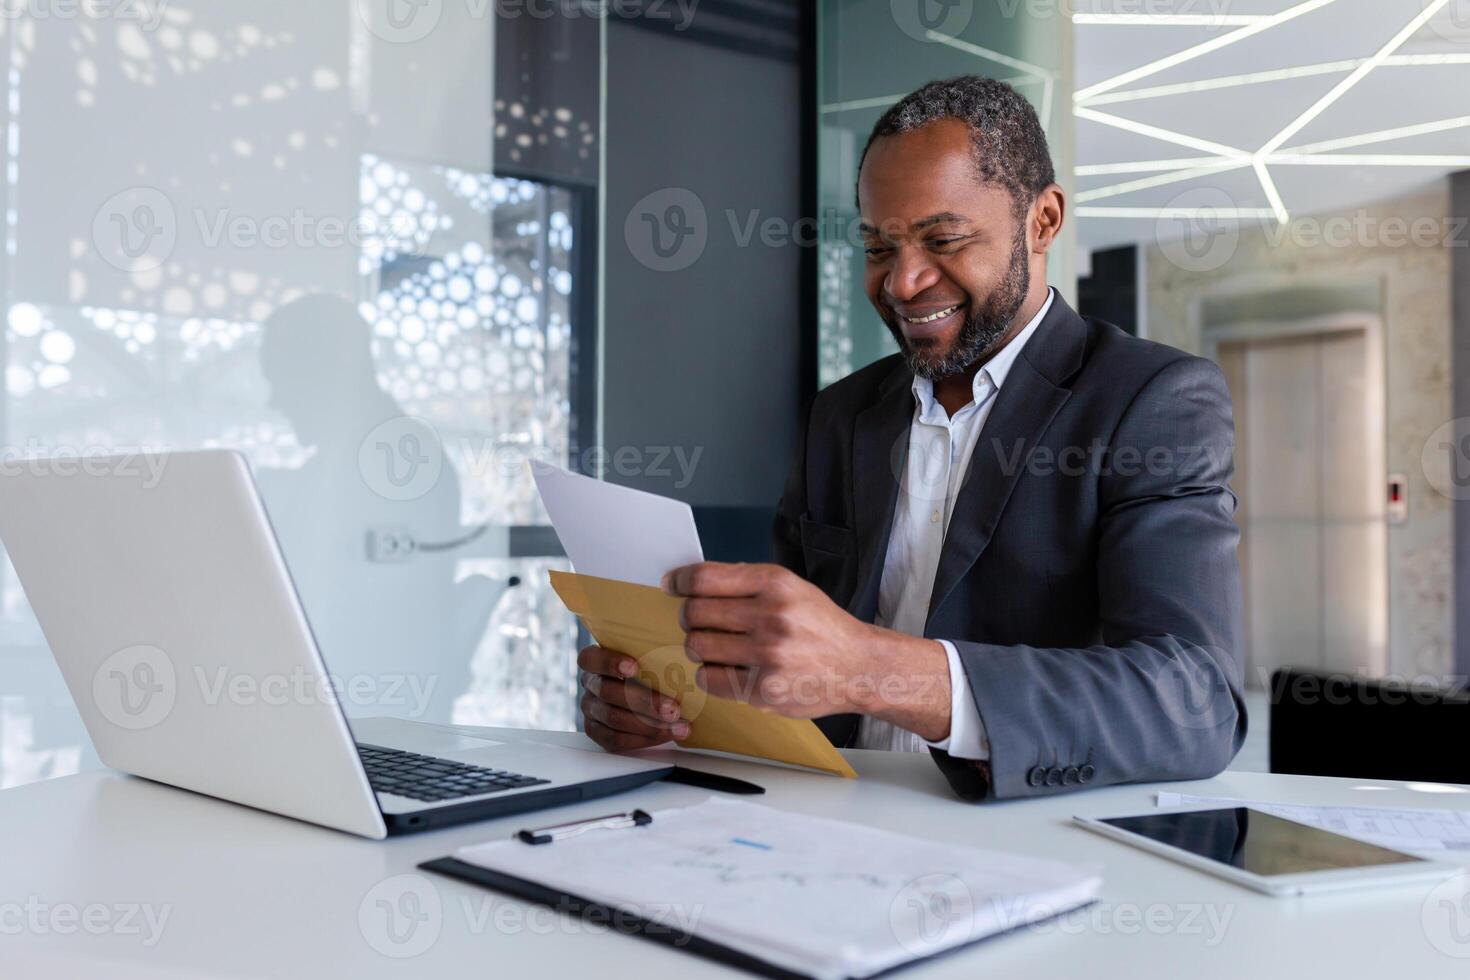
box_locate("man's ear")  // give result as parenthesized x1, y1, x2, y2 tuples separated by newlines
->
(1030, 184, 1066, 253)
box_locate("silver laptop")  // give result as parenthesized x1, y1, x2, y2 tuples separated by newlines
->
(0, 449, 670, 838)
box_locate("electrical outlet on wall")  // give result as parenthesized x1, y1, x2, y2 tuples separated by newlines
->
(1387, 474, 1408, 526)
(366, 527, 418, 563)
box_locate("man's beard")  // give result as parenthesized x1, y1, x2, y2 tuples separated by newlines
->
(883, 222, 1031, 383)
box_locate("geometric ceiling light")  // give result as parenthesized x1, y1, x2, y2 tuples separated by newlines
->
(1082, 58, 1364, 107)
(1077, 113, 1470, 181)
(819, 32, 1061, 135)
(1282, 113, 1470, 155)
(1072, 13, 1276, 26)
(1254, 0, 1453, 222)
(1074, 0, 1345, 102)
(1074, 0, 1463, 224)
(1083, 54, 1470, 108)
(1074, 205, 1279, 219)
(924, 32, 1057, 130)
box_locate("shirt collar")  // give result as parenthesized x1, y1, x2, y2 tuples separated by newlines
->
(910, 286, 1055, 414)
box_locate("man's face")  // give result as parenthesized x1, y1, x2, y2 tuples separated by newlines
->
(858, 118, 1032, 381)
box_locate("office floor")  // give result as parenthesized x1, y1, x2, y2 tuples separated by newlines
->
(1234, 689, 1270, 773)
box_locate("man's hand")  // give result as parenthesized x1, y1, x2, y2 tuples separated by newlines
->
(578, 645, 691, 752)
(664, 561, 953, 740)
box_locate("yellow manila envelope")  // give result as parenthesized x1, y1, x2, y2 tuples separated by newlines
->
(550, 570, 857, 778)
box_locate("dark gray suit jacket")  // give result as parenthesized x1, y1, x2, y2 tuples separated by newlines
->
(773, 294, 1247, 800)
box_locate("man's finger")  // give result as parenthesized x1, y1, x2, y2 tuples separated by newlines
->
(684, 629, 762, 667)
(679, 596, 758, 634)
(581, 673, 683, 724)
(577, 644, 637, 679)
(583, 693, 681, 740)
(695, 664, 758, 704)
(582, 692, 662, 738)
(584, 718, 666, 753)
(662, 561, 773, 599)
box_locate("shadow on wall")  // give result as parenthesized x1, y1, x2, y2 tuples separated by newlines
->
(254, 294, 505, 725)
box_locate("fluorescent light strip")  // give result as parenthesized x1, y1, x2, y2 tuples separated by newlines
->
(1083, 55, 1470, 110)
(1079, 152, 1470, 176)
(922, 31, 1054, 81)
(1076, 157, 1238, 176)
(1074, 0, 1343, 102)
(817, 75, 1045, 116)
(1252, 158, 1289, 224)
(1258, 0, 1454, 157)
(1076, 207, 1277, 218)
(1073, 14, 1272, 26)
(820, 94, 904, 114)
(1075, 106, 1249, 159)
(1278, 114, 1470, 156)
(1076, 160, 1252, 203)
(1268, 153, 1470, 166)
(1382, 53, 1470, 66)
(1082, 60, 1362, 107)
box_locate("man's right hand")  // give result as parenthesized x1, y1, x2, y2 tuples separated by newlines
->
(577, 645, 691, 752)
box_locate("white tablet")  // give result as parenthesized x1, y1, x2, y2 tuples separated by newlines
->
(1074, 807, 1460, 896)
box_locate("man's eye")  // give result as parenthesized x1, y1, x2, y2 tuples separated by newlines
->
(929, 237, 963, 249)
(863, 244, 892, 257)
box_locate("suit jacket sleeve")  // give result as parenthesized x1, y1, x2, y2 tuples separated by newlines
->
(931, 356, 1247, 800)
(772, 395, 869, 751)
(772, 396, 811, 579)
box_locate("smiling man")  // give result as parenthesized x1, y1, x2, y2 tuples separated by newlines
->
(577, 75, 1246, 799)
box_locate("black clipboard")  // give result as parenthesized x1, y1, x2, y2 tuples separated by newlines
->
(418, 808, 1092, 980)
(419, 855, 808, 980)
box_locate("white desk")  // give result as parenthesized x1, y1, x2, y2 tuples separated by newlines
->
(5, 726, 1469, 978)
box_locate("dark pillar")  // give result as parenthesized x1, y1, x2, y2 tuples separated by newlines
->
(1077, 244, 1139, 335)
(1452, 170, 1470, 679)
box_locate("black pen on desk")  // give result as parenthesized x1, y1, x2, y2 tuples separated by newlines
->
(662, 766, 765, 795)
(517, 809, 654, 845)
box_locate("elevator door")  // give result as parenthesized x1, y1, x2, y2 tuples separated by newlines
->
(1217, 327, 1387, 687)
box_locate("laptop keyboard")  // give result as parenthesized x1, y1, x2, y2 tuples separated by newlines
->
(356, 743, 550, 802)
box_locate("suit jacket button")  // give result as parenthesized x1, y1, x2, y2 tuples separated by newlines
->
(1044, 768, 1062, 786)
(1062, 766, 1080, 785)
(1079, 764, 1096, 783)
(1027, 766, 1046, 787)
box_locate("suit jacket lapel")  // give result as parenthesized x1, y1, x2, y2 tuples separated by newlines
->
(847, 363, 913, 623)
(926, 296, 1089, 622)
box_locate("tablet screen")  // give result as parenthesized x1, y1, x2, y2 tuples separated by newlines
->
(1101, 808, 1425, 876)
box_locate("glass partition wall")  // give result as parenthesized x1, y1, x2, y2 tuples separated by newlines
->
(0, 1, 600, 786)
(817, 1, 1072, 386)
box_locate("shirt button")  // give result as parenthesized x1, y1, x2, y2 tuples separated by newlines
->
(930, 510, 940, 524)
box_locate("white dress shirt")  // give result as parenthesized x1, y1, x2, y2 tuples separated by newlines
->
(855, 288, 1055, 757)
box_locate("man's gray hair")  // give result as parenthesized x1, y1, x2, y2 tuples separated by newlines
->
(859, 75, 1056, 217)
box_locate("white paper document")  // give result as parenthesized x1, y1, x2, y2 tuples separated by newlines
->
(531, 462, 703, 588)
(1156, 792, 1470, 861)
(455, 798, 1102, 979)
